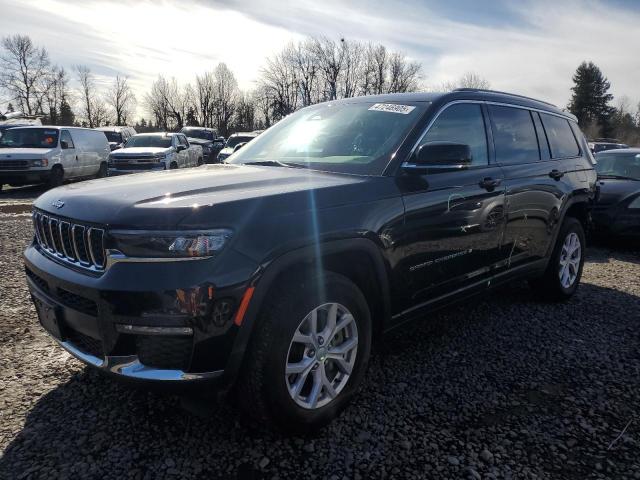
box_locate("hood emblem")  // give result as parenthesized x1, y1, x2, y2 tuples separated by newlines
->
(52, 200, 65, 209)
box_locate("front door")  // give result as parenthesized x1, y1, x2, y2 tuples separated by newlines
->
(397, 102, 506, 310)
(60, 130, 79, 177)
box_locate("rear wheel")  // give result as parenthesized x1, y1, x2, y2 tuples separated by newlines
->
(197, 157, 203, 166)
(48, 166, 64, 189)
(169, 162, 178, 169)
(529, 217, 585, 301)
(237, 272, 372, 433)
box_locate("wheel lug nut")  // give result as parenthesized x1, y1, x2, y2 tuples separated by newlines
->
(308, 349, 315, 356)
(318, 337, 324, 345)
(313, 363, 319, 370)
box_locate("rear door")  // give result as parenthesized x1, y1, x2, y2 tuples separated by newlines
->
(397, 102, 506, 308)
(489, 105, 566, 268)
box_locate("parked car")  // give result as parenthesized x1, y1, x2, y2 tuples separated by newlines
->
(179, 127, 225, 163)
(0, 126, 109, 190)
(107, 132, 203, 176)
(588, 139, 629, 154)
(95, 126, 137, 151)
(216, 131, 259, 162)
(24, 89, 596, 431)
(592, 148, 640, 238)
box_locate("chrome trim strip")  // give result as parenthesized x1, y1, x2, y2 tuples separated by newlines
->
(104, 249, 212, 268)
(115, 324, 194, 336)
(87, 228, 98, 266)
(58, 340, 222, 381)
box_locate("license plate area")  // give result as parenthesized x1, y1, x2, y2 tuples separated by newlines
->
(32, 290, 63, 340)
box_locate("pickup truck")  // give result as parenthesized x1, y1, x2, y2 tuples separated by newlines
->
(107, 132, 202, 175)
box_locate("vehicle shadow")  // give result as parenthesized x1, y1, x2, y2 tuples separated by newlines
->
(588, 237, 640, 265)
(1, 281, 639, 479)
(0, 184, 47, 200)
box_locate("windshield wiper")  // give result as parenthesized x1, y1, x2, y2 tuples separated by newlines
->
(598, 174, 639, 181)
(244, 160, 308, 169)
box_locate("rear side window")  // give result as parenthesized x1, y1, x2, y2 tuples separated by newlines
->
(489, 106, 539, 164)
(419, 103, 488, 167)
(540, 113, 580, 158)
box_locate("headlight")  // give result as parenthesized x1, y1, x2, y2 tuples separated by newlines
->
(31, 158, 49, 167)
(155, 153, 167, 161)
(629, 196, 640, 209)
(110, 229, 233, 258)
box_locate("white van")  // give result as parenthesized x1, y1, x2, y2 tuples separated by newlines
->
(0, 126, 110, 190)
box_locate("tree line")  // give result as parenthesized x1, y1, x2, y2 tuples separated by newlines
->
(1, 34, 638, 144)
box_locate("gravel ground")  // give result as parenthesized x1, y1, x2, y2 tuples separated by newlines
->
(1, 186, 639, 480)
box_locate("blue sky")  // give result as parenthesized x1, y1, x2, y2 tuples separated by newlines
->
(1, 0, 639, 118)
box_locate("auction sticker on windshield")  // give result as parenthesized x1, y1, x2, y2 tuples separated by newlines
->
(368, 103, 416, 114)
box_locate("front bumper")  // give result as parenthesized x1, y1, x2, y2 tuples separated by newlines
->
(24, 242, 259, 387)
(108, 164, 166, 176)
(0, 169, 52, 185)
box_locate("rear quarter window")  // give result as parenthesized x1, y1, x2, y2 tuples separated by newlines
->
(540, 113, 580, 159)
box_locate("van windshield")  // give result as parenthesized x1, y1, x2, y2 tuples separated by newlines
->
(126, 135, 172, 148)
(0, 128, 59, 148)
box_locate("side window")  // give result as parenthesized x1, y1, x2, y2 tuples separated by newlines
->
(419, 103, 488, 167)
(489, 105, 540, 164)
(540, 113, 580, 158)
(181, 135, 189, 147)
(60, 130, 75, 149)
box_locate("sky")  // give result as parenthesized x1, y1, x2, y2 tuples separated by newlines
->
(1, 0, 640, 119)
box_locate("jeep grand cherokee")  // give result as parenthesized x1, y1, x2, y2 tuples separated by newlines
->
(24, 90, 597, 432)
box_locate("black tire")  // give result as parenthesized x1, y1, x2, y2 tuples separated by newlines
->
(197, 157, 203, 166)
(169, 162, 178, 169)
(529, 217, 585, 301)
(236, 271, 372, 433)
(96, 162, 108, 178)
(48, 166, 64, 189)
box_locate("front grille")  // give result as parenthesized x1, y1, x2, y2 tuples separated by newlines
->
(33, 211, 105, 272)
(111, 161, 161, 170)
(66, 329, 104, 358)
(57, 288, 98, 316)
(136, 336, 192, 370)
(0, 160, 29, 170)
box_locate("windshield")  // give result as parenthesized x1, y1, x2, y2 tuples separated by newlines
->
(229, 101, 425, 175)
(0, 128, 59, 148)
(125, 135, 172, 148)
(596, 153, 640, 180)
(226, 135, 254, 148)
(181, 128, 214, 141)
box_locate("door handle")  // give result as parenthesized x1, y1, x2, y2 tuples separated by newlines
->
(549, 169, 565, 180)
(479, 177, 502, 190)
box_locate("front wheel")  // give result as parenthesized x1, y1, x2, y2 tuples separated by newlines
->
(48, 166, 64, 189)
(237, 272, 372, 433)
(96, 162, 107, 178)
(529, 217, 585, 301)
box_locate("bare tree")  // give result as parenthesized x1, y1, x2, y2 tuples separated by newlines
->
(195, 72, 216, 128)
(75, 65, 109, 127)
(372, 44, 388, 95)
(387, 52, 421, 93)
(43, 67, 70, 125)
(339, 39, 363, 98)
(212, 63, 238, 136)
(145, 76, 171, 130)
(144, 76, 190, 130)
(234, 92, 257, 132)
(259, 51, 298, 121)
(106, 75, 136, 125)
(0, 35, 52, 115)
(442, 72, 491, 91)
(313, 37, 343, 101)
(291, 40, 319, 107)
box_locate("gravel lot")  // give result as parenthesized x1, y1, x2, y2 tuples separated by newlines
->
(1, 185, 639, 480)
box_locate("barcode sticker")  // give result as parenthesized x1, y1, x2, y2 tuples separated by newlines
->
(368, 103, 416, 114)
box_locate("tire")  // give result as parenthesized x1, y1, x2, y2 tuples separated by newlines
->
(96, 162, 107, 179)
(197, 157, 203, 166)
(48, 166, 64, 189)
(169, 162, 178, 169)
(529, 217, 585, 301)
(236, 271, 372, 433)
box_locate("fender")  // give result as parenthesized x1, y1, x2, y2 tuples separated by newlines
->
(221, 237, 391, 386)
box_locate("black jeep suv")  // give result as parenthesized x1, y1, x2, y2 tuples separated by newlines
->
(24, 90, 597, 431)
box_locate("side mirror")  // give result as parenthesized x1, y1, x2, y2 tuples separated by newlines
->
(176, 144, 186, 152)
(60, 140, 70, 150)
(404, 142, 472, 173)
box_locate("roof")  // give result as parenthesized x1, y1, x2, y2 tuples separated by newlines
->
(1, 125, 92, 131)
(95, 126, 131, 132)
(230, 131, 259, 137)
(595, 148, 640, 155)
(132, 132, 178, 137)
(327, 90, 573, 120)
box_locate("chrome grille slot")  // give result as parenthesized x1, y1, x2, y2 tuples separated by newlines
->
(32, 210, 106, 273)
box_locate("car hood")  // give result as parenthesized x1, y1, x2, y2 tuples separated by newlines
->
(0, 148, 54, 158)
(111, 147, 170, 156)
(186, 138, 212, 146)
(33, 164, 386, 228)
(219, 147, 234, 155)
(596, 178, 640, 206)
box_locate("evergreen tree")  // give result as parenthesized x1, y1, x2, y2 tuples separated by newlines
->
(568, 61, 614, 138)
(59, 96, 75, 126)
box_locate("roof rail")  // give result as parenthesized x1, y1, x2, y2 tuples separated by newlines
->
(452, 88, 558, 108)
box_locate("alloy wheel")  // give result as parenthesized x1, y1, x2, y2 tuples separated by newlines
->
(285, 303, 358, 409)
(558, 232, 581, 288)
